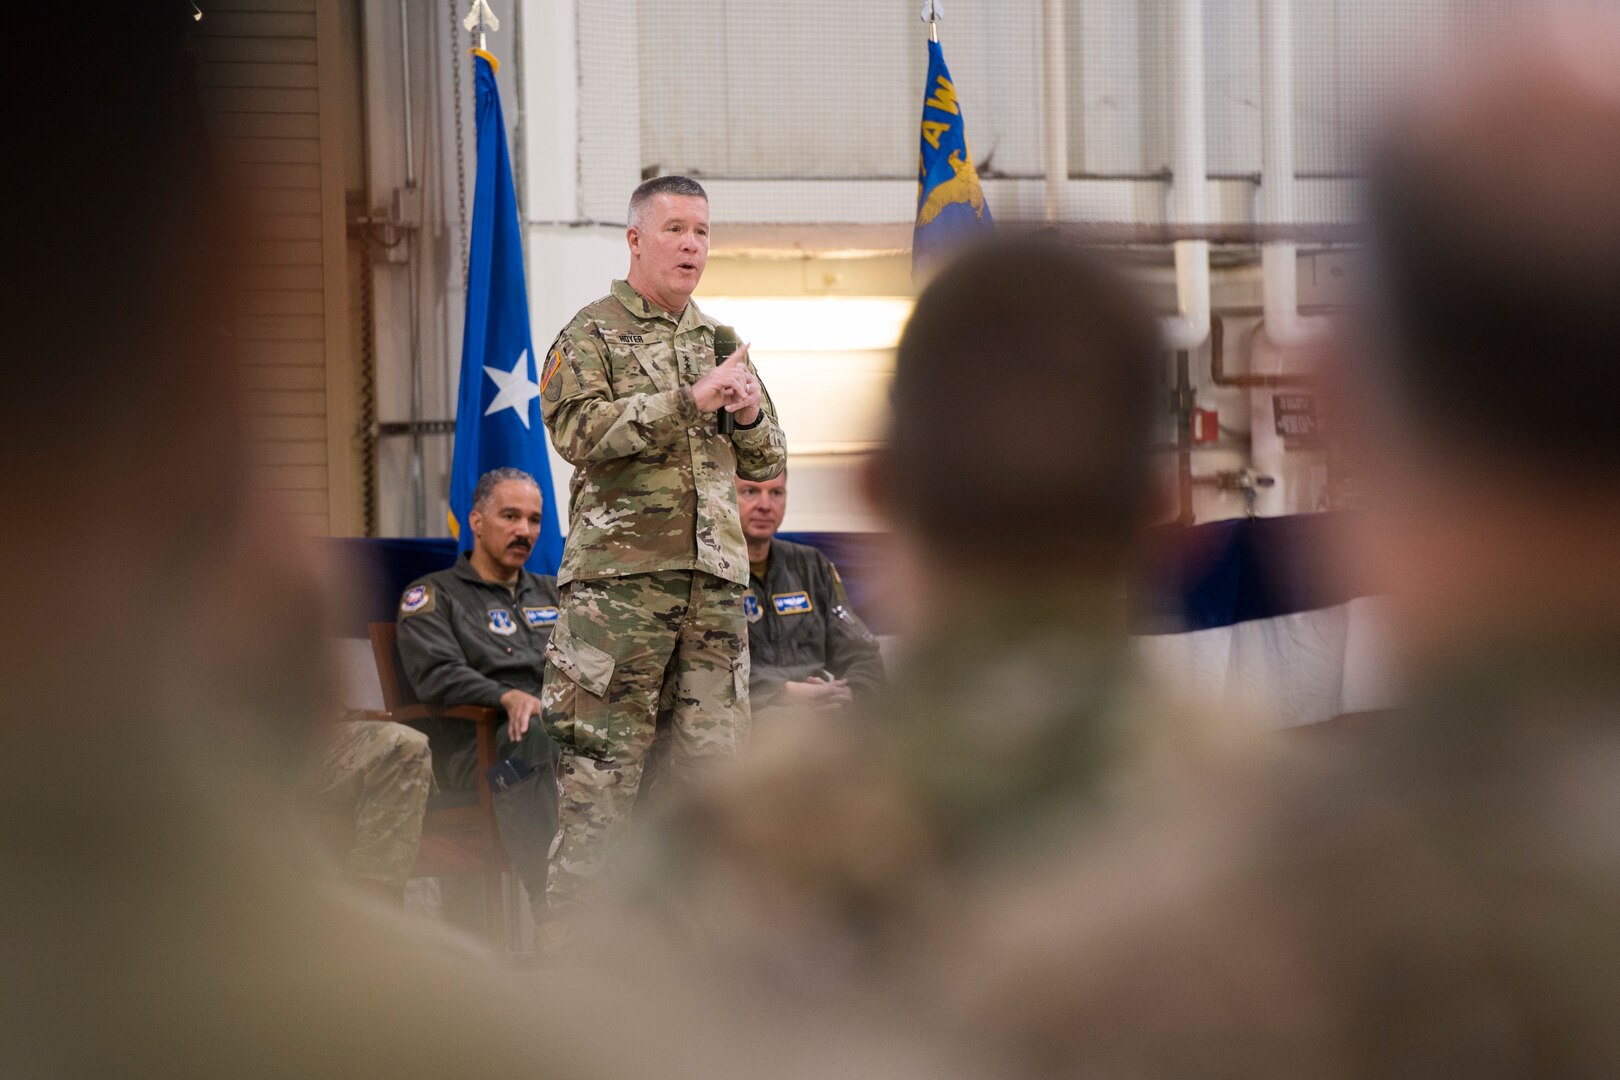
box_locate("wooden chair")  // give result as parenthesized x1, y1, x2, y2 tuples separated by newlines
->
(366, 622, 510, 946)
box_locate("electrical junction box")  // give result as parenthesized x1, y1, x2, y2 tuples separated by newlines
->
(1273, 393, 1320, 445)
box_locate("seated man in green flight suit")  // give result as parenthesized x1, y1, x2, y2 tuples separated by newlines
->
(736, 466, 885, 716)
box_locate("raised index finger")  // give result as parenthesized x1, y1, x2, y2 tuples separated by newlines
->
(720, 341, 751, 367)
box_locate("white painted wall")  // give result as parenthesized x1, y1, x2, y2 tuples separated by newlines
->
(635, 0, 1525, 194)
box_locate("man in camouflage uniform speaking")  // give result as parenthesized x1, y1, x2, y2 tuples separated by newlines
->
(538, 175, 786, 919)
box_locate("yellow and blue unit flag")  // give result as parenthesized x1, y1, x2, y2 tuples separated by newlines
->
(447, 50, 564, 573)
(913, 38, 993, 281)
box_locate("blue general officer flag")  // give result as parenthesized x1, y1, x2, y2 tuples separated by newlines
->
(448, 49, 563, 574)
(913, 38, 993, 282)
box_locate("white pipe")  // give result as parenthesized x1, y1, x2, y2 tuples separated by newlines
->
(1259, 0, 1327, 347)
(1042, 0, 1068, 222)
(1161, 0, 1211, 351)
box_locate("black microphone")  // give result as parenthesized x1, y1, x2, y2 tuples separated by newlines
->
(713, 324, 740, 435)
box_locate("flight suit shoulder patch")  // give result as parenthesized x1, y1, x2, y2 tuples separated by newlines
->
(400, 583, 435, 617)
(772, 591, 813, 616)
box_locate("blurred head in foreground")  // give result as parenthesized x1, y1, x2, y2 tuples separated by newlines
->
(1348, 17, 1620, 674)
(0, 8, 673, 1080)
(871, 235, 1161, 627)
(939, 27, 1620, 1080)
(569, 237, 1174, 1080)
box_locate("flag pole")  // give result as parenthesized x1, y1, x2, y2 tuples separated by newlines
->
(464, 0, 500, 54)
(921, 0, 941, 42)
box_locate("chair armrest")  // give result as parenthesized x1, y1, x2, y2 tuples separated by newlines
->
(372, 703, 500, 727)
(371, 703, 507, 817)
(434, 704, 502, 725)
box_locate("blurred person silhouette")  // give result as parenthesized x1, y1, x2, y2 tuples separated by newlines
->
(313, 715, 433, 903)
(916, 20, 1620, 1080)
(562, 236, 1223, 1071)
(0, 7, 761, 1079)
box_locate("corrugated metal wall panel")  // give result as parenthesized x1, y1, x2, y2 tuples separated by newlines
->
(195, 0, 352, 535)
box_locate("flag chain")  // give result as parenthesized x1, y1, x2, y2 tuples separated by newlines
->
(450, 0, 470, 289)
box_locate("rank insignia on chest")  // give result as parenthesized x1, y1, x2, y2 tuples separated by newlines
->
(743, 593, 762, 624)
(487, 609, 517, 636)
(772, 591, 813, 616)
(400, 585, 432, 616)
(523, 606, 559, 628)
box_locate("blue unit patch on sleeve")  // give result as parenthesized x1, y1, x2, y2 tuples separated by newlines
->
(523, 606, 559, 628)
(487, 609, 517, 636)
(772, 591, 813, 616)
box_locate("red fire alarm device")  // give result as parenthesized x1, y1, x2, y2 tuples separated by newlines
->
(1192, 407, 1220, 444)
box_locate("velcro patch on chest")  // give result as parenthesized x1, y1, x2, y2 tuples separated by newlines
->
(743, 593, 762, 624)
(772, 591, 813, 616)
(523, 606, 559, 628)
(603, 331, 645, 346)
(487, 609, 518, 636)
(400, 584, 434, 617)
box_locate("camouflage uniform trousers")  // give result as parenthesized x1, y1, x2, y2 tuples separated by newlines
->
(316, 719, 433, 896)
(540, 569, 750, 912)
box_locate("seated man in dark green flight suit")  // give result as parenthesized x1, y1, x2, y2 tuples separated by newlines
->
(737, 467, 885, 715)
(395, 467, 560, 920)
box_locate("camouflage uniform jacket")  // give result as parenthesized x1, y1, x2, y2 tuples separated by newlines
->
(747, 538, 886, 705)
(541, 279, 786, 587)
(395, 554, 559, 705)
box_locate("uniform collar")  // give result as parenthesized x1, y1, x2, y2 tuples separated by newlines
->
(451, 551, 528, 593)
(611, 278, 715, 335)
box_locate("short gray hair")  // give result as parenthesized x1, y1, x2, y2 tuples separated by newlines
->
(471, 467, 539, 512)
(628, 175, 707, 229)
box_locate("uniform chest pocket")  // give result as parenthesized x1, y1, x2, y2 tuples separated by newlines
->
(608, 336, 685, 396)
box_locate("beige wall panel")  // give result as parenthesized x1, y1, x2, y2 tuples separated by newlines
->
(242, 365, 327, 391)
(251, 465, 328, 490)
(241, 239, 323, 266)
(194, 12, 316, 38)
(246, 390, 326, 417)
(208, 112, 322, 140)
(238, 340, 323, 366)
(196, 37, 318, 64)
(238, 289, 323, 315)
(245, 214, 323, 241)
(248, 441, 328, 466)
(239, 314, 324, 340)
(227, 163, 322, 190)
(246, 415, 327, 442)
(208, 0, 316, 13)
(201, 87, 319, 114)
(240, 264, 323, 291)
(282, 512, 332, 536)
(266, 489, 330, 517)
(214, 137, 322, 164)
(197, 63, 318, 90)
(204, 0, 353, 536)
(244, 188, 323, 215)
